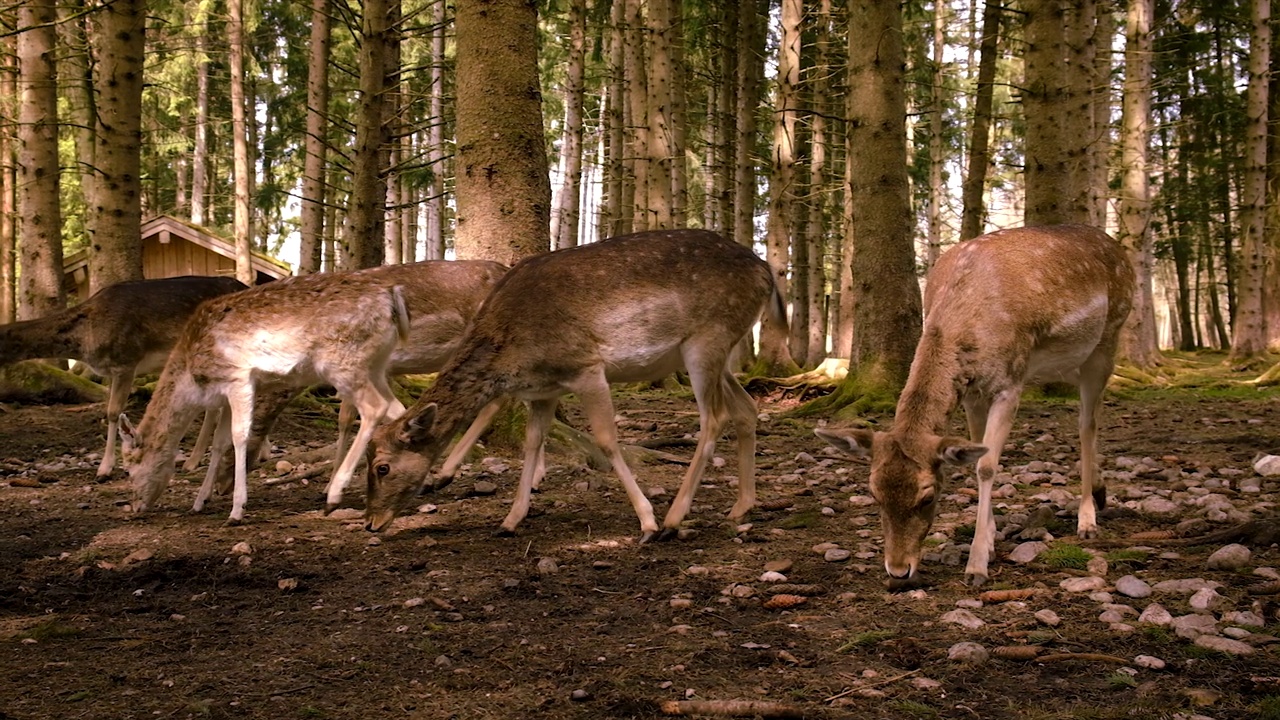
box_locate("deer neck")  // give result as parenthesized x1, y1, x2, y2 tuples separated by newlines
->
(422, 343, 511, 440)
(0, 314, 82, 366)
(893, 326, 964, 435)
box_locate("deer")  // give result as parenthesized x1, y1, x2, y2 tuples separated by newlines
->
(816, 224, 1135, 587)
(122, 272, 411, 524)
(203, 260, 509, 505)
(362, 228, 787, 538)
(0, 275, 248, 478)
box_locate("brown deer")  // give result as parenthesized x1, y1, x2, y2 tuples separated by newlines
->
(816, 225, 1135, 586)
(205, 260, 508, 503)
(363, 229, 787, 538)
(122, 272, 410, 523)
(0, 275, 247, 478)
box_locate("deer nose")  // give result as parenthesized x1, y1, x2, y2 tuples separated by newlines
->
(885, 561, 915, 580)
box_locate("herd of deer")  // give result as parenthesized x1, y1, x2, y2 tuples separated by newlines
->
(1, 225, 1134, 587)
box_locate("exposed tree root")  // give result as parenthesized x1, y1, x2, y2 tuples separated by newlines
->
(659, 699, 810, 718)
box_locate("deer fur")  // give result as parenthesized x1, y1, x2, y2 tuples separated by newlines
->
(205, 260, 508, 501)
(123, 272, 410, 523)
(363, 229, 787, 538)
(817, 225, 1135, 586)
(0, 275, 247, 477)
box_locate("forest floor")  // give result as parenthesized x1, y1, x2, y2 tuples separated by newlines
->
(0, 351, 1278, 720)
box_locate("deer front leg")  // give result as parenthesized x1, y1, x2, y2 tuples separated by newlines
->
(98, 370, 137, 478)
(194, 403, 232, 513)
(182, 408, 220, 472)
(722, 373, 759, 522)
(1075, 353, 1113, 539)
(435, 400, 502, 490)
(324, 383, 395, 512)
(964, 389, 1019, 587)
(225, 388, 257, 524)
(498, 399, 557, 535)
(573, 374, 659, 542)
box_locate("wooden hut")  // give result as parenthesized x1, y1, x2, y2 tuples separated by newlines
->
(63, 215, 291, 300)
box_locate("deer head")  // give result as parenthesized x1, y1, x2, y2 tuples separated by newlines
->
(364, 404, 449, 531)
(816, 427, 986, 579)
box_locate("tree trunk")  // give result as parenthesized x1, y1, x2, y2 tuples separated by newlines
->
(191, 27, 210, 226)
(229, 0, 254, 283)
(1089, 2, 1114, 226)
(59, 1, 95, 235)
(1062, 0, 1097, 224)
(347, 0, 389, 269)
(453, 0, 551, 264)
(552, 0, 586, 250)
(669, 0, 688, 227)
(759, 0, 801, 374)
(840, 0, 921, 390)
(733, 0, 766, 250)
(926, 0, 946, 268)
(1023, 0, 1070, 226)
(425, 0, 448, 260)
(625, 0, 650, 232)
(714, 1, 739, 236)
(646, 0, 673, 229)
(298, 0, 331, 274)
(603, 0, 628, 237)
(16, 0, 64, 318)
(89, 0, 145, 293)
(960, 0, 1000, 240)
(0, 34, 15, 322)
(1231, 0, 1271, 362)
(803, 0, 834, 364)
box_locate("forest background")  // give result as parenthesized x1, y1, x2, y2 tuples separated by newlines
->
(3, 0, 1280, 392)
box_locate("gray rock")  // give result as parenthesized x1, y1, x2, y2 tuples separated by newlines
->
(1034, 609, 1061, 627)
(1193, 634, 1254, 655)
(824, 548, 851, 563)
(1115, 575, 1152, 599)
(1152, 578, 1218, 595)
(1253, 454, 1280, 477)
(1189, 587, 1226, 613)
(1206, 543, 1252, 571)
(1133, 655, 1166, 670)
(941, 609, 985, 630)
(1172, 613, 1218, 639)
(947, 641, 989, 664)
(1008, 541, 1047, 564)
(1060, 576, 1107, 593)
(1222, 610, 1266, 628)
(471, 481, 498, 496)
(1138, 497, 1179, 514)
(1138, 603, 1173, 626)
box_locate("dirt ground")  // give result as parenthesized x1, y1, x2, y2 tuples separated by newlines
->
(1, 354, 1278, 720)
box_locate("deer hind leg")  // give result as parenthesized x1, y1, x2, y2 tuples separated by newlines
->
(1075, 350, 1115, 539)
(324, 380, 397, 512)
(434, 399, 502, 492)
(722, 372, 759, 521)
(661, 361, 733, 536)
(498, 398, 558, 534)
(98, 369, 138, 478)
(573, 371, 659, 541)
(213, 387, 295, 495)
(182, 408, 220, 472)
(964, 388, 1021, 587)
(195, 401, 233, 513)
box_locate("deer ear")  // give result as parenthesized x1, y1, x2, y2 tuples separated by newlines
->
(814, 427, 875, 458)
(119, 413, 137, 451)
(397, 404, 438, 448)
(937, 437, 987, 466)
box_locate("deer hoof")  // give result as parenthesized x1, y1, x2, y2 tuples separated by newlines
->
(224, 517, 243, 527)
(494, 526, 516, 538)
(323, 502, 339, 516)
(963, 571, 989, 587)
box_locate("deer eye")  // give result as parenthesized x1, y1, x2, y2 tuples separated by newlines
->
(375, 463, 391, 477)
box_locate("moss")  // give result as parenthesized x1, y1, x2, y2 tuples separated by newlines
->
(0, 361, 107, 405)
(1252, 695, 1280, 720)
(1039, 544, 1091, 570)
(836, 628, 896, 652)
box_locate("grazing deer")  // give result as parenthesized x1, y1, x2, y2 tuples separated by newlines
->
(206, 260, 508, 502)
(123, 272, 410, 523)
(0, 275, 247, 478)
(816, 225, 1135, 586)
(363, 229, 787, 538)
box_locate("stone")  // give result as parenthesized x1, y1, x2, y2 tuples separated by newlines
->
(1008, 541, 1047, 564)
(1138, 603, 1173, 626)
(1060, 576, 1107, 593)
(941, 609, 985, 630)
(1115, 575, 1152, 599)
(947, 642, 989, 664)
(1205, 544, 1252, 571)
(1152, 578, 1218, 595)
(536, 557, 560, 575)
(1138, 497, 1179, 514)
(764, 559, 794, 574)
(230, 542, 253, 556)
(1222, 610, 1265, 628)
(1189, 587, 1226, 613)
(1252, 454, 1280, 476)
(1034, 609, 1061, 627)
(1193, 634, 1254, 655)
(824, 548, 851, 563)
(1087, 556, 1109, 577)
(1133, 655, 1166, 670)
(471, 481, 498, 496)
(759, 571, 787, 583)
(1172, 613, 1218, 639)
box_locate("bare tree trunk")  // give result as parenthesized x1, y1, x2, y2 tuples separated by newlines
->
(961, 0, 1001, 240)
(425, 0, 447, 260)
(646, 0, 673, 229)
(88, 0, 145, 292)
(453, 0, 551, 264)
(733, 0, 766, 250)
(552, 0, 586, 250)
(669, 0, 688, 227)
(926, 0, 946, 269)
(1231, 0, 1271, 361)
(1089, 2, 1114, 226)
(1062, 0, 1098, 224)
(714, 1, 739, 236)
(0, 34, 15, 321)
(804, 0, 834, 364)
(1023, 0, 1070, 226)
(384, 0, 404, 265)
(16, 0, 64, 318)
(841, 0, 922, 387)
(603, 0, 628, 237)
(191, 28, 210, 226)
(1117, 0, 1159, 367)
(347, 0, 389, 269)
(59, 1, 95, 234)
(298, 0, 331, 274)
(229, 0, 254, 284)
(625, 0, 650, 232)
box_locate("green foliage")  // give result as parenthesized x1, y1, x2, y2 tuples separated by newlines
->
(775, 510, 822, 530)
(20, 619, 81, 642)
(889, 700, 939, 719)
(1251, 695, 1280, 720)
(836, 629, 896, 653)
(1039, 545, 1092, 570)
(1105, 673, 1137, 691)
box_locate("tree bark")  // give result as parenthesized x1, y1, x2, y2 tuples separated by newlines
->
(347, 0, 390, 269)
(733, 0, 766, 250)
(646, 0, 673, 229)
(1117, 0, 1159, 368)
(925, 0, 946, 269)
(425, 0, 448, 260)
(229, 0, 254, 284)
(191, 26, 210, 226)
(625, 0, 650, 232)
(552, 0, 587, 250)
(16, 0, 64, 318)
(298, 0, 332, 274)
(803, 0, 834, 364)
(1231, 0, 1271, 361)
(1023, 0, 1070, 226)
(0, 34, 15, 322)
(89, 0, 145, 293)
(960, 0, 1000, 240)
(453, 0, 551, 264)
(603, 0, 628, 237)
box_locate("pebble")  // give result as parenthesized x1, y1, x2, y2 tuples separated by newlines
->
(537, 557, 560, 575)
(1034, 609, 1061, 627)
(764, 559, 794, 574)
(1138, 603, 1173, 626)
(230, 542, 253, 556)
(1152, 578, 1218, 595)
(1138, 497, 1179, 514)
(1205, 544, 1252, 571)
(1222, 610, 1265, 628)
(848, 494, 876, 507)
(1252, 454, 1280, 476)
(570, 689, 591, 701)
(759, 571, 787, 583)
(471, 481, 498, 496)
(823, 548, 851, 563)
(1060, 576, 1107, 593)
(947, 642, 989, 664)
(1087, 556, 1109, 576)
(1172, 614, 1218, 639)
(1133, 655, 1166, 670)
(940, 609, 985, 630)
(1193, 634, 1254, 655)
(1008, 541, 1047, 564)
(1115, 575, 1152, 599)
(1188, 587, 1226, 613)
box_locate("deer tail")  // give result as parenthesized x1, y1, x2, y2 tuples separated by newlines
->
(767, 270, 789, 332)
(389, 286, 411, 343)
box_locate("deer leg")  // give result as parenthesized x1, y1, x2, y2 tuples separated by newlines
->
(964, 388, 1020, 586)
(721, 372, 759, 521)
(1076, 352, 1114, 539)
(325, 382, 396, 512)
(182, 409, 219, 472)
(573, 373, 659, 541)
(661, 363, 730, 535)
(98, 369, 137, 478)
(194, 402, 233, 513)
(961, 392, 991, 444)
(435, 399, 502, 490)
(225, 386, 257, 524)
(498, 399, 557, 534)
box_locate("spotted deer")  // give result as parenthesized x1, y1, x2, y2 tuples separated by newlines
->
(816, 225, 1135, 586)
(123, 272, 410, 523)
(205, 260, 508, 502)
(0, 275, 247, 478)
(363, 229, 787, 538)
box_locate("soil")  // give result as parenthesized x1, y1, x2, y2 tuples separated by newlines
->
(1, 359, 1278, 720)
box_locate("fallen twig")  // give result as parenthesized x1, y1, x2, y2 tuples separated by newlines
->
(263, 462, 333, 486)
(1036, 652, 1130, 664)
(823, 669, 920, 702)
(660, 699, 808, 718)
